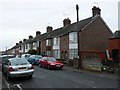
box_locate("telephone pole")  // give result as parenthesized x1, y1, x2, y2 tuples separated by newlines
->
(76, 4, 82, 69)
(76, 4, 79, 22)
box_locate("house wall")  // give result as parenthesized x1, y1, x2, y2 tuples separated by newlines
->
(109, 38, 120, 50)
(79, 16, 112, 52)
(78, 16, 113, 71)
(60, 34, 69, 61)
(41, 40, 46, 56)
(109, 38, 120, 61)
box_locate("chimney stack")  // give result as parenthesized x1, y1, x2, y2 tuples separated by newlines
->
(47, 26, 53, 32)
(16, 43, 19, 46)
(19, 41, 22, 44)
(92, 6, 101, 17)
(63, 18, 71, 27)
(36, 31, 41, 36)
(23, 39, 26, 42)
(29, 35, 33, 39)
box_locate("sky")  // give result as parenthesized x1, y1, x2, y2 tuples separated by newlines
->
(0, 0, 119, 51)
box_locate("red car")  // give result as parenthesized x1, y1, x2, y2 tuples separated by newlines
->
(38, 56, 64, 69)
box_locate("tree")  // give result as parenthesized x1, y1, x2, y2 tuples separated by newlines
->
(28, 49, 37, 55)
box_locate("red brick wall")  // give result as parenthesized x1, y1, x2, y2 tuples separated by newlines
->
(79, 16, 112, 52)
(109, 38, 120, 50)
(41, 40, 46, 54)
(60, 35, 69, 60)
(109, 38, 120, 57)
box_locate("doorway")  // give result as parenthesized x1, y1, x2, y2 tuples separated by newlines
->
(112, 49, 119, 63)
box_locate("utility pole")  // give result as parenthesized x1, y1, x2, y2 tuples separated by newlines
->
(76, 4, 79, 22)
(76, 4, 82, 69)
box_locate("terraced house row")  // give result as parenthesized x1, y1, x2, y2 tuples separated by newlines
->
(7, 6, 113, 68)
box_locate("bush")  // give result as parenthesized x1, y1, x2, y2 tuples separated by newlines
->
(28, 49, 37, 55)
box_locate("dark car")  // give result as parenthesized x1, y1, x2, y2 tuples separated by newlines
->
(38, 56, 64, 69)
(27, 55, 42, 65)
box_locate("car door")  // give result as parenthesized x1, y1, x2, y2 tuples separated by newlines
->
(42, 57, 47, 67)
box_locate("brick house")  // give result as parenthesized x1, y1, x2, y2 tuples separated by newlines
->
(8, 6, 113, 70)
(109, 30, 120, 62)
(33, 6, 112, 70)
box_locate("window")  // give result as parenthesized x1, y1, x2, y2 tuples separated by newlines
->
(53, 49, 60, 59)
(20, 46, 21, 50)
(69, 32, 77, 44)
(26, 44, 28, 49)
(46, 51, 51, 56)
(69, 49, 78, 59)
(33, 42, 37, 47)
(54, 37, 59, 45)
(46, 39, 51, 46)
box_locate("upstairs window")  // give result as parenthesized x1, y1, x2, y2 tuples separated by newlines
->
(69, 32, 77, 44)
(26, 44, 28, 49)
(46, 39, 51, 46)
(54, 37, 59, 46)
(20, 46, 21, 50)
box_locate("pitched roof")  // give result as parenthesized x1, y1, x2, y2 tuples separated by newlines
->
(34, 16, 94, 41)
(110, 30, 120, 39)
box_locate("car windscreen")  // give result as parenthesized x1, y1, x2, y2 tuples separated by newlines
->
(48, 57, 56, 62)
(11, 58, 29, 66)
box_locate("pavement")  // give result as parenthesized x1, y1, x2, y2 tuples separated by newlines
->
(64, 64, 119, 80)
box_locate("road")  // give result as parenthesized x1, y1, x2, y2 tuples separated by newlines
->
(2, 65, 119, 89)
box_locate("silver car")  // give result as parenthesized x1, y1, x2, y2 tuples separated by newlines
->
(3, 58, 34, 80)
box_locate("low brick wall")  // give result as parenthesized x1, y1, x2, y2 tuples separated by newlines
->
(82, 58, 102, 72)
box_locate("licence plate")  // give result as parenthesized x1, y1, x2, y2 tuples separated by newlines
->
(18, 67, 26, 70)
(56, 65, 60, 67)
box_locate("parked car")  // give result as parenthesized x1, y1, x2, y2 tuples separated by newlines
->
(27, 55, 42, 65)
(3, 58, 34, 80)
(21, 54, 31, 59)
(1, 55, 15, 71)
(0, 57, 2, 71)
(39, 56, 64, 69)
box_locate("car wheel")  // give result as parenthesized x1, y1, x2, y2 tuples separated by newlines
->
(39, 63, 42, 67)
(28, 74, 33, 79)
(47, 65, 50, 70)
(6, 73, 11, 81)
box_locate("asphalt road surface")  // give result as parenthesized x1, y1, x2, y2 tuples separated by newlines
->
(2, 66, 119, 89)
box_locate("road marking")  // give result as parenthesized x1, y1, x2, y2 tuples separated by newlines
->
(13, 83, 23, 90)
(2, 76, 10, 90)
(16, 84, 23, 90)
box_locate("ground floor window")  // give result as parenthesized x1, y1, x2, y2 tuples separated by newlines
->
(53, 49, 60, 59)
(69, 49, 78, 59)
(46, 51, 51, 56)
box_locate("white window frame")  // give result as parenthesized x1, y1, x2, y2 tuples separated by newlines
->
(69, 32, 77, 44)
(69, 49, 78, 59)
(46, 39, 51, 46)
(53, 49, 60, 59)
(53, 37, 60, 46)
